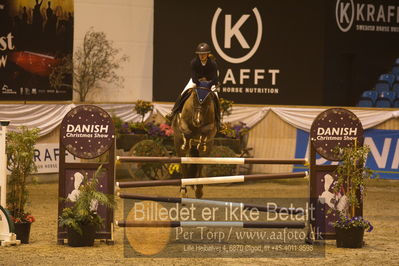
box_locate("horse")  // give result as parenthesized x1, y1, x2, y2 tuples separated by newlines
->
(171, 87, 218, 198)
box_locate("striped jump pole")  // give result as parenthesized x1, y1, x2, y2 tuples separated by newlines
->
(117, 156, 308, 165)
(118, 192, 305, 215)
(116, 171, 308, 189)
(116, 220, 306, 229)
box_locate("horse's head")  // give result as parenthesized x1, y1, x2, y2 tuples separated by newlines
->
(191, 87, 214, 128)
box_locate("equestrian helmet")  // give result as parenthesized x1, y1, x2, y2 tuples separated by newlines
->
(195, 42, 211, 54)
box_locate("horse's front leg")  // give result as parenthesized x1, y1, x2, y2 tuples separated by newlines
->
(178, 116, 192, 151)
(181, 133, 189, 150)
(196, 136, 208, 152)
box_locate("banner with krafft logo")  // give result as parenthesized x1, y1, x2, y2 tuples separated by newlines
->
(153, 0, 325, 105)
(335, 0, 399, 33)
(154, 0, 399, 106)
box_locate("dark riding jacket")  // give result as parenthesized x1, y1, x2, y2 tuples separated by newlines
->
(190, 56, 219, 88)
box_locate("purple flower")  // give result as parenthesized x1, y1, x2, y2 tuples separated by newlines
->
(120, 123, 130, 133)
(367, 223, 374, 232)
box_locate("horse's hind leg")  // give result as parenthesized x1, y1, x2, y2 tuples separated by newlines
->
(194, 165, 203, 199)
(195, 184, 203, 199)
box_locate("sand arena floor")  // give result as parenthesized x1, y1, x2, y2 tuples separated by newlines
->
(1, 179, 399, 266)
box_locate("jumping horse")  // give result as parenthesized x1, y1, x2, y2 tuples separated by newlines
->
(171, 86, 218, 198)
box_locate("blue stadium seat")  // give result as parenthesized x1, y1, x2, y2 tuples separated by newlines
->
(393, 98, 399, 108)
(357, 99, 374, 107)
(392, 82, 399, 94)
(357, 90, 377, 107)
(375, 91, 396, 107)
(363, 90, 378, 102)
(379, 73, 396, 87)
(375, 82, 390, 92)
(392, 65, 399, 77)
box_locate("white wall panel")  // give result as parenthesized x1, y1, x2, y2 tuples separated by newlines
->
(73, 0, 153, 102)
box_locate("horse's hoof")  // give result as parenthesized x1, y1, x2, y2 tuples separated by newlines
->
(181, 143, 188, 150)
(180, 186, 188, 198)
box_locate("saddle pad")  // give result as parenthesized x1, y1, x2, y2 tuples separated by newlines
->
(196, 88, 211, 103)
(199, 81, 211, 89)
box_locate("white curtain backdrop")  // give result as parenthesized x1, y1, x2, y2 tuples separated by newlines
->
(0, 103, 398, 136)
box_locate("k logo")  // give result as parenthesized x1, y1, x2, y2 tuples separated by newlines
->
(211, 7, 262, 64)
(335, 0, 355, 32)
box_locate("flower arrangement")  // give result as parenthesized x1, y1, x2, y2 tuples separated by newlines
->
(119, 122, 131, 134)
(128, 121, 148, 133)
(11, 213, 36, 224)
(114, 119, 174, 138)
(331, 213, 373, 232)
(159, 124, 174, 136)
(134, 100, 154, 122)
(147, 123, 174, 137)
(219, 122, 249, 139)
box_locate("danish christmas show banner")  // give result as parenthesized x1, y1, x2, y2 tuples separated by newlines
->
(0, 0, 74, 101)
(153, 0, 399, 106)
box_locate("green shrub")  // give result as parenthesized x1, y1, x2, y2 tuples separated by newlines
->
(130, 140, 169, 180)
(203, 146, 237, 177)
(7, 126, 40, 222)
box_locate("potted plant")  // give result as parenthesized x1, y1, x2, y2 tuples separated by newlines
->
(112, 116, 143, 151)
(6, 126, 40, 244)
(59, 166, 115, 247)
(331, 141, 375, 248)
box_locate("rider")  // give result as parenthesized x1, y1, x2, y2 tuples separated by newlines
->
(166, 42, 221, 130)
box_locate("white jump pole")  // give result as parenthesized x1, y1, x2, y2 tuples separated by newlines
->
(0, 120, 19, 246)
(0, 121, 8, 207)
(117, 156, 309, 165)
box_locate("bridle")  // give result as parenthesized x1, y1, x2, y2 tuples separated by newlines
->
(192, 88, 212, 128)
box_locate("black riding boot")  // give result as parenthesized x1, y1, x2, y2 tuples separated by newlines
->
(166, 90, 192, 122)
